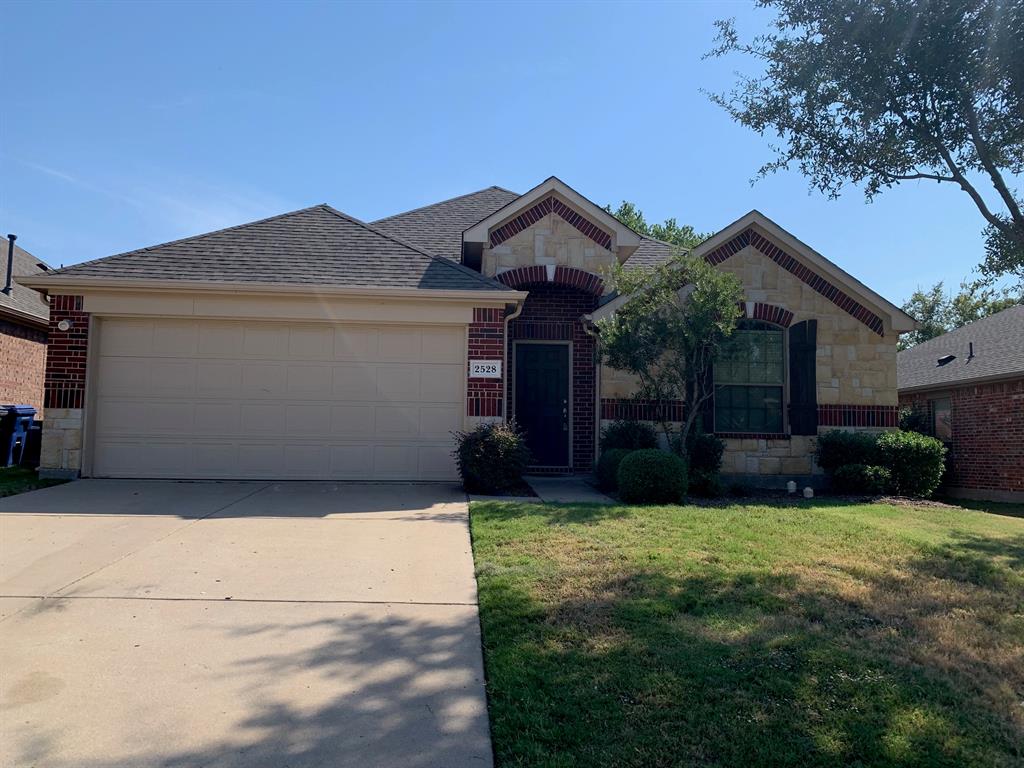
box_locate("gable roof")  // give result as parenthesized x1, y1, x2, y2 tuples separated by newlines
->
(27, 204, 516, 295)
(372, 186, 520, 260)
(897, 305, 1024, 392)
(0, 238, 51, 326)
(462, 176, 642, 261)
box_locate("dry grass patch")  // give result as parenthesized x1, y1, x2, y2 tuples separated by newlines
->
(471, 498, 1024, 767)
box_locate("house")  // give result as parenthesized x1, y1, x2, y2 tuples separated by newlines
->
(0, 235, 51, 414)
(22, 176, 915, 482)
(898, 305, 1024, 502)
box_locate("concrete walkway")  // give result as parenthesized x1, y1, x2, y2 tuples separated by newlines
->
(0, 480, 492, 768)
(526, 475, 614, 504)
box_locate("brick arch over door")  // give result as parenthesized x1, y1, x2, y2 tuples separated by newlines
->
(497, 265, 605, 297)
(508, 282, 598, 470)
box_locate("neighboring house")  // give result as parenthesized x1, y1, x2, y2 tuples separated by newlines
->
(23, 176, 914, 481)
(898, 305, 1024, 503)
(0, 236, 51, 414)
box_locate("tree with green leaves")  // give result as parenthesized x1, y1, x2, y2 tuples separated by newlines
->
(597, 253, 744, 454)
(707, 0, 1024, 281)
(606, 201, 711, 250)
(899, 276, 1021, 349)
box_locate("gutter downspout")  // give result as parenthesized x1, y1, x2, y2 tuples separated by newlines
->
(583, 314, 601, 464)
(503, 300, 526, 421)
(3, 234, 15, 296)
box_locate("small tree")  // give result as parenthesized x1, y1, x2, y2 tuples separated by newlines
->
(597, 253, 743, 455)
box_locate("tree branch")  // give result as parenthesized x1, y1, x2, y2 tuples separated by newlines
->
(961, 94, 1024, 228)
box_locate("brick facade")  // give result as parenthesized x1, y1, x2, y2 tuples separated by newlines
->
(467, 307, 505, 418)
(43, 295, 90, 409)
(509, 283, 598, 470)
(490, 195, 613, 251)
(0, 318, 47, 413)
(900, 378, 1024, 499)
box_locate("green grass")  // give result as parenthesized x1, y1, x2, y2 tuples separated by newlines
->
(0, 466, 65, 498)
(470, 498, 1024, 767)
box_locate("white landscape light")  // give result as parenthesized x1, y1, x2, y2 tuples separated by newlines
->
(57, 319, 72, 332)
(787, 480, 797, 494)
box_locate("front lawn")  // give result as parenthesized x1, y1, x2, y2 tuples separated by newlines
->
(470, 499, 1024, 767)
(0, 466, 66, 498)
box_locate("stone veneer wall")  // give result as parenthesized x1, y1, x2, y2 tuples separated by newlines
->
(0, 318, 47, 414)
(900, 379, 1024, 502)
(39, 295, 90, 478)
(599, 230, 901, 483)
(509, 283, 598, 471)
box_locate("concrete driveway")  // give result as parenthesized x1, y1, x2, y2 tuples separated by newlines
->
(0, 480, 491, 768)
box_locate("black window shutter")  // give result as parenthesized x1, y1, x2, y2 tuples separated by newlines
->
(788, 320, 817, 435)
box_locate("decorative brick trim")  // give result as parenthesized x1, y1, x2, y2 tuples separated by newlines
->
(496, 265, 604, 296)
(717, 432, 790, 440)
(708, 229, 886, 336)
(510, 320, 574, 341)
(600, 398, 684, 422)
(489, 196, 613, 251)
(817, 404, 899, 428)
(467, 307, 504, 418)
(44, 295, 89, 410)
(744, 301, 795, 327)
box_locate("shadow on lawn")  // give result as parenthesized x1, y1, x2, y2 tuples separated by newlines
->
(478, 531, 1024, 767)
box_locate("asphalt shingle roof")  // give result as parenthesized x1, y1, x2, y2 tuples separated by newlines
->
(624, 237, 676, 268)
(897, 305, 1024, 391)
(372, 186, 521, 260)
(0, 238, 51, 324)
(44, 205, 510, 292)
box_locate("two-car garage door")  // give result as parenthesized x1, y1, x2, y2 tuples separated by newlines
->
(90, 318, 464, 480)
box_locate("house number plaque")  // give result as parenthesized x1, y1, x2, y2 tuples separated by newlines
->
(470, 360, 502, 378)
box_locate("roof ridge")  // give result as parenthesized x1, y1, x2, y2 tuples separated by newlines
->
(372, 186, 520, 224)
(900, 303, 1024, 354)
(47, 203, 325, 275)
(318, 205, 510, 291)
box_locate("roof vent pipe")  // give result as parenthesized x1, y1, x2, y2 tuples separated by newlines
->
(3, 234, 15, 296)
(967, 341, 975, 361)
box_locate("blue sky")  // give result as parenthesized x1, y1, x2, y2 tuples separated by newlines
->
(0, 0, 997, 305)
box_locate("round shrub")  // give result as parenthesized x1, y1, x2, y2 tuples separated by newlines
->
(453, 421, 532, 494)
(601, 420, 659, 451)
(617, 449, 688, 504)
(832, 464, 892, 495)
(876, 430, 947, 498)
(596, 448, 632, 492)
(815, 430, 881, 473)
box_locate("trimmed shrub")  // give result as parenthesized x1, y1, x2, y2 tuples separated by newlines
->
(617, 449, 688, 504)
(601, 420, 659, 451)
(596, 448, 633, 492)
(815, 430, 881, 473)
(685, 432, 725, 497)
(898, 405, 931, 435)
(876, 430, 947, 497)
(832, 464, 892, 495)
(453, 421, 532, 494)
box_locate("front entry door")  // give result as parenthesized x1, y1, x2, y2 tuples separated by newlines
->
(515, 344, 570, 466)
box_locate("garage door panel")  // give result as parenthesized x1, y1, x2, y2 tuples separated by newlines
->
(197, 362, 242, 394)
(243, 325, 288, 357)
(286, 365, 332, 396)
(241, 363, 286, 397)
(198, 323, 244, 356)
(152, 320, 199, 356)
(289, 326, 334, 359)
(92, 319, 464, 480)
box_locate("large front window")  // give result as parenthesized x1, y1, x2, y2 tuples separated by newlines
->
(714, 321, 785, 433)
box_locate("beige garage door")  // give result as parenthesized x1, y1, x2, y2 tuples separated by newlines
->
(90, 318, 465, 480)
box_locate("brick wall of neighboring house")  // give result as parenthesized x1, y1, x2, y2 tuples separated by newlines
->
(39, 296, 90, 477)
(467, 307, 505, 419)
(508, 283, 598, 471)
(900, 378, 1024, 500)
(0, 318, 47, 414)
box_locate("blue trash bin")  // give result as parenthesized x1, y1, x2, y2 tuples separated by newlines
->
(1, 405, 37, 467)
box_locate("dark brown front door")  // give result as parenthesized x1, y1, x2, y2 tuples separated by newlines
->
(514, 344, 570, 466)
